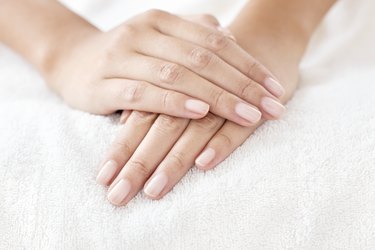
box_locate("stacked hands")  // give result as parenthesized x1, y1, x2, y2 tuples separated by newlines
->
(49, 10, 286, 206)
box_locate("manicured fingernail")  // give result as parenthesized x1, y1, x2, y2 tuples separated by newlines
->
(107, 179, 131, 205)
(185, 99, 210, 115)
(144, 173, 168, 198)
(96, 160, 118, 186)
(235, 103, 262, 124)
(264, 77, 285, 97)
(195, 148, 216, 168)
(261, 97, 286, 118)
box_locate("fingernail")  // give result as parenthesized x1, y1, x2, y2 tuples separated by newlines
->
(96, 160, 118, 186)
(195, 148, 215, 169)
(235, 103, 262, 124)
(144, 173, 168, 198)
(185, 99, 210, 115)
(264, 77, 285, 97)
(107, 179, 131, 205)
(261, 97, 286, 118)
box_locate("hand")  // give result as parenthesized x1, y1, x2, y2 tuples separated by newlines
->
(96, 21, 299, 206)
(48, 10, 285, 126)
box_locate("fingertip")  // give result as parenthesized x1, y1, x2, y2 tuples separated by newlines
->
(185, 99, 210, 117)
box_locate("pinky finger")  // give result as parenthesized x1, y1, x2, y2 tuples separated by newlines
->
(195, 120, 263, 170)
(103, 78, 210, 119)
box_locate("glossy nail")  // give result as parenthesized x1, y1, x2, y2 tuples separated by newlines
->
(96, 160, 118, 186)
(264, 77, 285, 97)
(235, 103, 262, 124)
(195, 148, 216, 168)
(185, 99, 210, 115)
(261, 97, 286, 118)
(144, 173, 168, 198)
(107, 179, 131, 205)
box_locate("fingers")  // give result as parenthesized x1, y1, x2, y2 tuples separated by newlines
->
(195, 120, 261, 170)
(149, 11, 284, 97)
(108, 54, 280, 126)
(143, 113, 225, 199)
(96, 111, 157, 186)
(106, 115, 190, 206)
(102, 79, 209, 119)
(133, 33, 283, 118)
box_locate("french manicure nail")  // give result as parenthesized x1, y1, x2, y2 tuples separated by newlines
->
(235, 103, 262, 124)
(261, 97, 286, 118)
(264, 77, 285, 97)
(107, 179, 131, 205)
(195, 148, 216, 168)
(185, 99, 210, 115)
(144, 173, 168, 198)
(96, 160, 118, 186)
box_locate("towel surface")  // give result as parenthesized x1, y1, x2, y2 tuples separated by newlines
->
(1, 0, 375, 249)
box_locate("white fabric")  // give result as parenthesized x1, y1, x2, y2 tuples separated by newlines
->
(1, 0, 375, 249)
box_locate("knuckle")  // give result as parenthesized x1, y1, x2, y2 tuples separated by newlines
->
(206, 32, 229, 51)
(155, 115, 185, 134)
(161, 91, 171, 109)
(215, 132, 233, 148)
(123, 81, 145, 103)
(247, 61, 260, 76)
(127, 159, 150, 178)
(112, 139, 132, 158)
(115, 24, 137, 40)
(210, 89, 226, 110)
(159, 63, 183, 83)
(144, 9, 168, 19)
(194, 113, 223, 131)
(189, 47, 214, 69)
(168, 152, 186, 172)
(200, 14, 219, 24)
(238, 79, 258, 100)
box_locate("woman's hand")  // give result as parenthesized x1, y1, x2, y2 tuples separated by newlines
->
(48, 9, 285, 126)
(96, 19, 301, 206)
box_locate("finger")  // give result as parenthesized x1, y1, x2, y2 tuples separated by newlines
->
(96, 111, 157, 186)
(107, 54, 270, 126)
(132, 33, 284, 119)
(143, 113, 225, 199)
(107, 115, 190, 206)
(195, 120, 263, 170)
(119, 110, 131, 124)
(102, 79, 209, 119)
(149, 11, 284, 97)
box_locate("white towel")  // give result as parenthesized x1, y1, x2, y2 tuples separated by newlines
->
(1, 0, 375, 249)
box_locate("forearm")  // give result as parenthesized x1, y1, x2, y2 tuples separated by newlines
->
(0, 0, 98, 75)
(230, 0, 337, 100)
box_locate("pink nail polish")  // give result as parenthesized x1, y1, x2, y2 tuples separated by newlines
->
(235, 103, 262, 124)
(96, 160, 118, 186)
(264, 77, 285, 97)
(144, 173, 168, 198)
(261, 97, 286, 118)
(185, 99, 210, 115)
(195, 148, 216, 168)
(107, 179, 131, 205)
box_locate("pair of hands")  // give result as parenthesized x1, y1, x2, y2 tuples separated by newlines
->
(48, 10, 286, 206)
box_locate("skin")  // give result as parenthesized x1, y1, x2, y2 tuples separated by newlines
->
(101, 0, 337, 206)
(0, 0, 286, 126)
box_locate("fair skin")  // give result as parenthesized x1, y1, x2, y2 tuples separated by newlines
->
(0, 0, 336, 206)
(0, 0, 285, 126)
